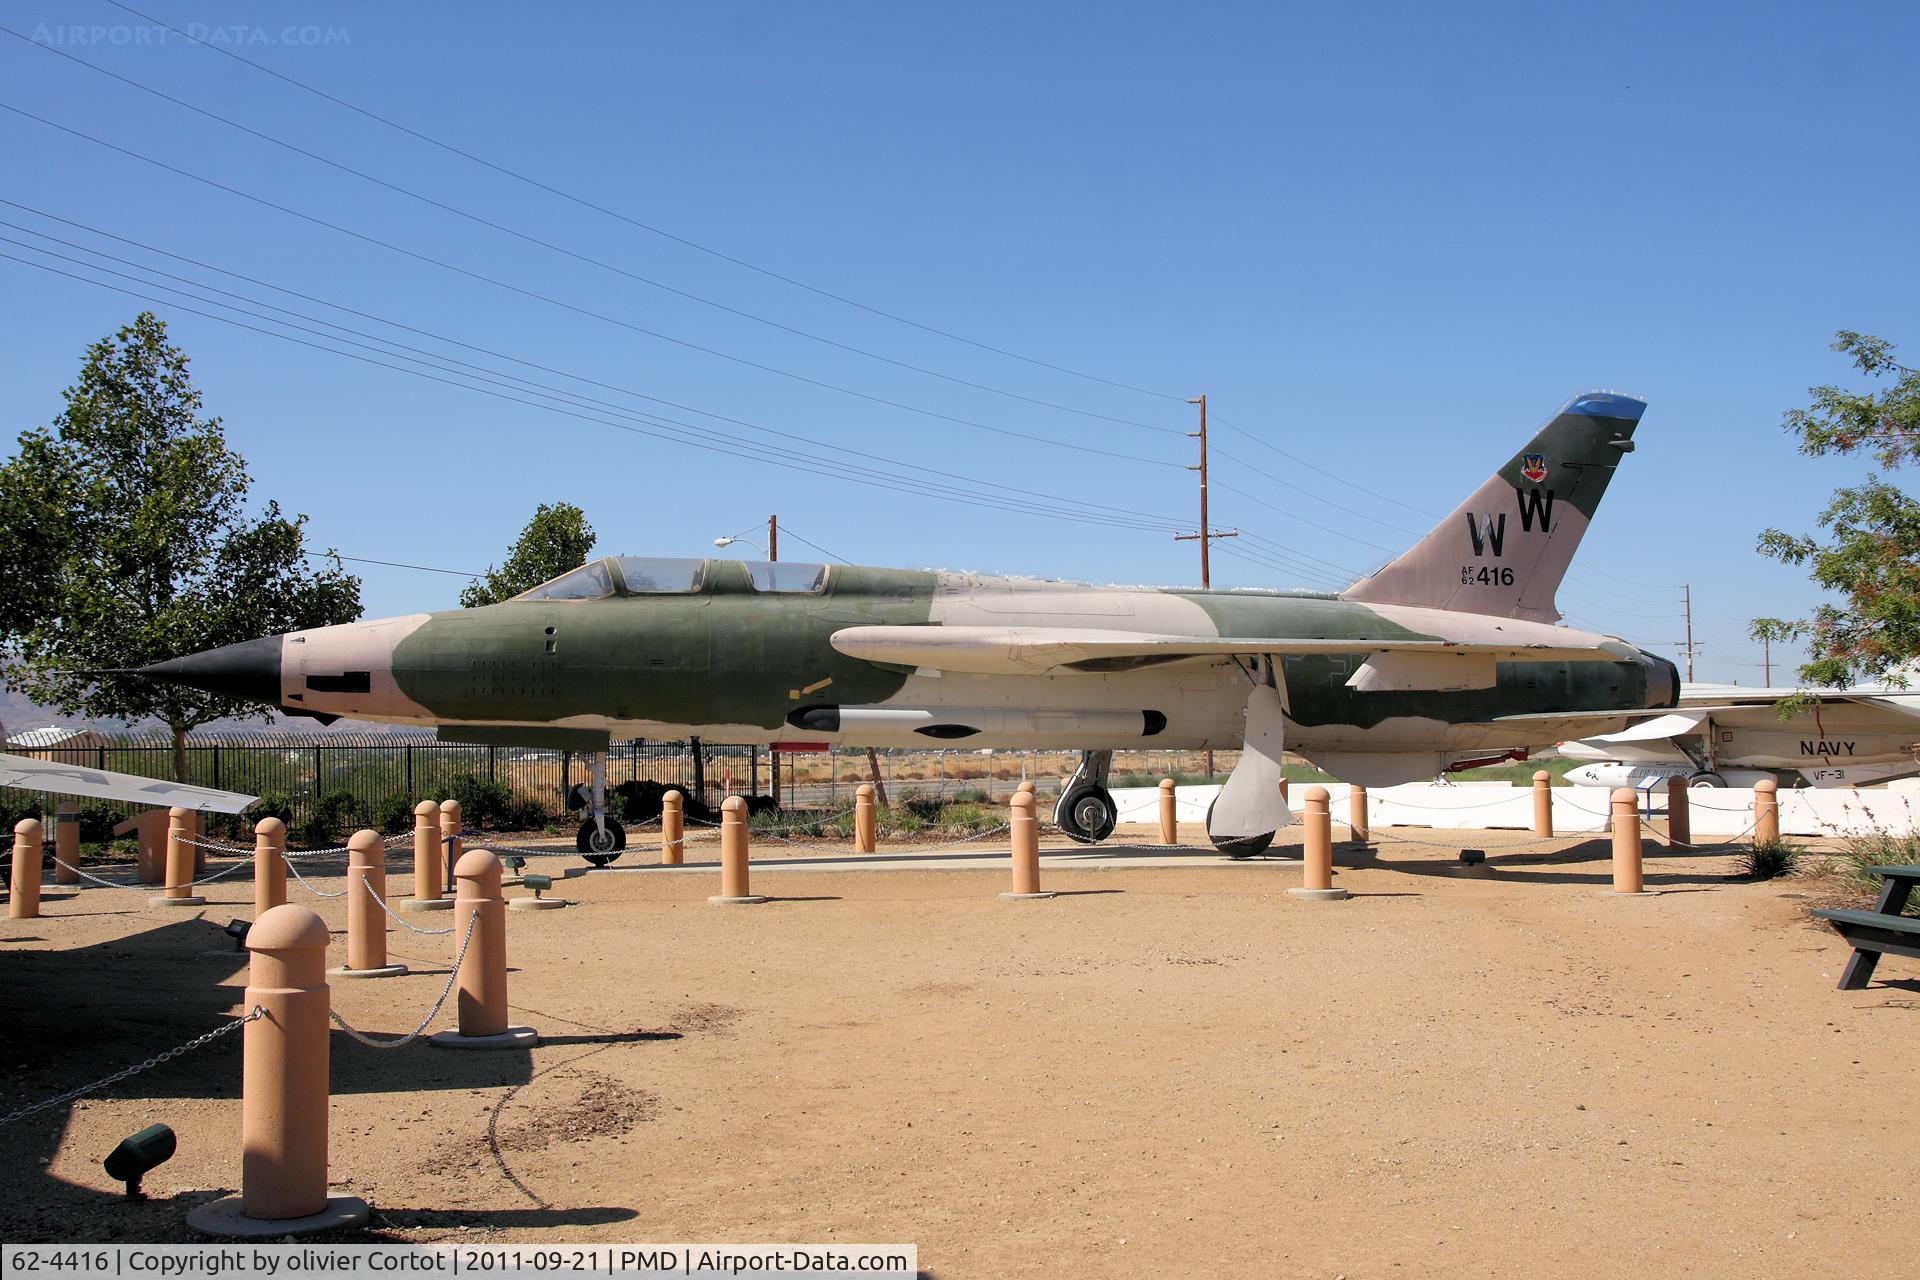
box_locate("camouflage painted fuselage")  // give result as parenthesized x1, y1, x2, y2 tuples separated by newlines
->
(264, 559, 1673, 777)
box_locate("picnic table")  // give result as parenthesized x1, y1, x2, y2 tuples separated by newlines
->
(1813, 864, 1920, 990)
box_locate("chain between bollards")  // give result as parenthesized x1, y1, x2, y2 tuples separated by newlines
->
(328, 911, 480, 1050)
(0, 1007, 264, 1127)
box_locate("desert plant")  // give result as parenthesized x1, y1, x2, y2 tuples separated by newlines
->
(448, 772, 513, 829)
(1740, 836, 1802, 881)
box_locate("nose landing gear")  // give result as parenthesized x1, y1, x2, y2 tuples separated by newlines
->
(571, 751, 626, 865)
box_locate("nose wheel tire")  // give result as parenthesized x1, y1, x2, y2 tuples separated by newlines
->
(1056, 785, 1117, 844)
(578, 817, 626, 865)
(1688, 771, 1728, 788)
(1205, 797, 1275, 859)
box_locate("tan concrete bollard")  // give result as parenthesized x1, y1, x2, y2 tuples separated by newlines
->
(10, 819, 42, 919)
(1290, 786, 1348, 900)
(1018, 780, 1035, 795)
(1611, 788, 1649, 894)
(1666, 776, 1691, 849)
(152, 807, 207, 908)
(429, 849, 536, 1049)
(710, 796, 767, 905)
(439, 798, 463, 889)
(1001, 790, 1053, 901)
(254, 817, 287, 918)
(1754, 778, 1780, 844)
(1533, 770, 1554, 838)
(855, 783, 877, 854)
(1348, 784, 1371, 845)
(185, 903, 369, 1237)
(116, 810, 167, 883)
(331, 830, 405, 979)
(661, 789, 685, 865)
(407, 801, 451, 911)
(53, 802, 80, 885)
(1158, 778, 1178, 845)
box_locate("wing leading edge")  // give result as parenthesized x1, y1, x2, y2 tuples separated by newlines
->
(830, 624, 1624, 677)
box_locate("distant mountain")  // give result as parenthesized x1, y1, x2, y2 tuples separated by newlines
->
(0, 679, 392, 740)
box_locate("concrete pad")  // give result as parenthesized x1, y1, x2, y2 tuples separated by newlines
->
(428, 1026, 537, 1051)
(1287, 887, 1351, 900)
(328, 963, 408, 979)
(708, 895, 769, 906)
(186, 1193, 370, 1238)
(149, 895, 207, 908)
(998, 891, 1058, 901)
(507, 897, 568, 910)
(401, 897, 454, 912)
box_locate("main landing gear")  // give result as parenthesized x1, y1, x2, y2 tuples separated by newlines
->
(1205, 683, 1295, 859)
(571, 751, 626, 865)
(1054, 750, 1118, 844)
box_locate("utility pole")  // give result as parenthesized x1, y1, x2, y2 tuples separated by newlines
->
(1761, 631, 1772, 686)
(1177, 394, 1239, 781)
(768, 513, 778, 562)
(1673, 583, 1703, 682)
(1175, 395, 1237, 587)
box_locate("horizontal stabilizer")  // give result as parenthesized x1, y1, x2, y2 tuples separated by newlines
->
(0, 754, 257, 813)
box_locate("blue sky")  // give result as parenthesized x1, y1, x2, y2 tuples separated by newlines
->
(2, 0, 1914, 684)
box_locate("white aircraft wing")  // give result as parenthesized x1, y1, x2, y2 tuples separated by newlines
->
(830, 625, 1622, 676)
(0, 754, 257, 813)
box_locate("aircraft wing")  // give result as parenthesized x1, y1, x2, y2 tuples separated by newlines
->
(0, 754, 257, 813)
(830, 625, 1621, 676)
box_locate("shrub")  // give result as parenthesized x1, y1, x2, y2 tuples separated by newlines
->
(296, 789, 360, 848)
(370, 791, 419, 835)
(935, 802, 991, 830)
(503, 797, 554, 831)
(448, 772, 513, 829)
(1740, 837, 1801, 881)
(949, 786, 992, 805)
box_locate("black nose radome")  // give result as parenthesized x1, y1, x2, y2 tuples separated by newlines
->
(139, 636, 283, 705)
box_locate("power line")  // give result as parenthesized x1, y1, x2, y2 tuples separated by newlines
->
(1211, 444, 1428, 538)
(3, 25, 1182, 436)
(325, 553, 483, 579)
(0, 101, 1177, 464)
(0, 249, 1192, 537)
(0, 214, 1184, 529)
(1210, 412, 1444, 518)
(773, 526, 852, 566)
(1210, 478, 1402, 557)
(99, 0, 1189, 405)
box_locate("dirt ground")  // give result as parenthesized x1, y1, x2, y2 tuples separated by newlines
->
(1, 824, 1913, 1278)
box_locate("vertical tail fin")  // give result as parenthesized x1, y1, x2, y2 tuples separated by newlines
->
(1339, 391, 1645, 622)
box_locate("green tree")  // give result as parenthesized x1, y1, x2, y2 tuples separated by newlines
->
(1757, 332, 1920, 689)
(460, 502, 597, 607)
(0, 312, 362, 778)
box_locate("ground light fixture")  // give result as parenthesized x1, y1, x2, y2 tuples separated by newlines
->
(103, 1123, 175, 1199)
(1460, 849, 1487, 866)
(502, 855, 525, 876)
(223, 919, 250, 951)
(523, 872, 553, 900)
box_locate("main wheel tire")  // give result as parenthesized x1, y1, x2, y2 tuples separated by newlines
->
(1057, 784, 1118, 844)
(1688, 771, 1728, 789)
(578, 817, 626, 865)
(1205, 797, 1275, 859)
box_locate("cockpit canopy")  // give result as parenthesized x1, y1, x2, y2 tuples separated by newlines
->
(510, 556, 827, 602)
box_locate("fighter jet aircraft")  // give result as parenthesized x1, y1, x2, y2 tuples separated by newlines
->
(1560, 681, 1920, 789)
(135, 391, 1678, 859)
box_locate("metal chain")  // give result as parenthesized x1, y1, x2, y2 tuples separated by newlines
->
(0, 1006, 264, 1127)
(282, 850, 348, 899)
(360, 875, 454, 935)
(328, 911, 479, 1050)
